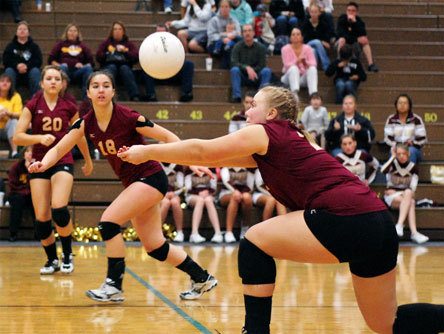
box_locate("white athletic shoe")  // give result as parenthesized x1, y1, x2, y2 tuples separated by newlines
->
(179, 274, 218, 300)
(164, 6, 172, 13)
(411, 232, 429, 244)
(224, 231, 236, 243)
(189, 233, 206, 243)
(395, 223, 404, 237)
(173, 231, 184, 242)
(86, 279, 125, 302)
(61, 253, 74, 274)
(40, 259, 60, 275)
(211, 233, 223, 243)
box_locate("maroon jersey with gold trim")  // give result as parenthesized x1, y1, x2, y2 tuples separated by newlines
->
(26, 92, 77, 165)
(252, 120, 386, 215)
(83, 104, 162, 187)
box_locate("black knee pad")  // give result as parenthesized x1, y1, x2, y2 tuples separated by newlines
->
(35, 220, 53, 240)
(238, 238, 276, 285)
(98, 221, 121, 241)
(51, 206, 70, 227)
(148, 242, 170, 262)
(393, 303, 444, 334)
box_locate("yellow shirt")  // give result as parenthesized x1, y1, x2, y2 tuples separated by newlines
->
(0, 92, 23, 129)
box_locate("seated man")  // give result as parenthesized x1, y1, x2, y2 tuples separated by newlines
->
(230, 24, 272, 103)
(2, 21, 42, 97)
(336, 1, 378, 72)
(143, 24, 194, 102)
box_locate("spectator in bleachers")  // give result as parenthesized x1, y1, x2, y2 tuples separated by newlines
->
(143, 24, 195, 102)
(384, 94, 427, 164)
(184, 168, 223, 243)
(96, 21, 140, 101)
(0, 73, 22, 158)
(253, 4, 276, 55)
(325, 94, 375, 156)
(325, 44, 366, 104)
(269, 0, 305, 36)
(230, 24, 272, 103)
(219, 167, 254, 243)
(336, 1, 378, 72)
(181, 0, 216, 18)
(280, 27, 318, 96)
(252, 169, 287, 221)
(2, 21, 42, 97)
(300, 92, 329, 147)
(230, 0, 254, 26)
(168, 0, 212, 53)
(0, 0, 22, 23)
(335, 133, 379, 185)
(381, 143, 429, 244)
(302, 0, 335, 40)
(48, 23, 94, 99)
(228, 90, 255, 133)
(300, 4, 331, 71)
(207, 0, 241, 69)
(160, 163, 185, 242)
(7, 145, 34, 242)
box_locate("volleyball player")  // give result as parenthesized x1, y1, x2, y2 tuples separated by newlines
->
(14, 65, 93, 275)
(118, 86, 444, 334)
(29, 71, 217, 302)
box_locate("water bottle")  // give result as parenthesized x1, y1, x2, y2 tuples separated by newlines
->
(94, 149, 100, 160)
(36, 0, 42, 10)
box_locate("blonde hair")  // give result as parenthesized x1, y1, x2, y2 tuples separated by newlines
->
(259, 86, 317, 145)
(61, 23, 82, 41)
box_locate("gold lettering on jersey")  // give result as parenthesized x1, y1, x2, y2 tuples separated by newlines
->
(42, 116, 63, 131)
(190, 110, 203, 120)
(424, 112, 438, 123)
(97, 139, 117, 156)
(156, 109, 170, 120)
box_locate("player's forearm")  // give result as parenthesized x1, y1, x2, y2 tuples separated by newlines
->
(13, 133, 43, 146)
(77, 136, 93, 164)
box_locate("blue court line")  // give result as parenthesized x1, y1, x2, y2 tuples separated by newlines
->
(126, 267, 213, 334)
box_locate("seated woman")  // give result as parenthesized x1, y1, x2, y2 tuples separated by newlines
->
(335, 134, 379, 186)
(252, 169, 287, 221)
(384, 94, 427, 164)
(219, 167, 254, 243)
(281, 28, 318, 96)
(48, 23, 94, 99)
(96, 21, 140, 101)
(0, 73, 22, 158)
(207, 0, 241, 69)
(381, 143, 429, 244)
(184, 167, 223, 243)
(160, 163, 185, 242)
(168, 0, 212, 53)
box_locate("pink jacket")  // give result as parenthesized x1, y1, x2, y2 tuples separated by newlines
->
(281, 44, 317, 76)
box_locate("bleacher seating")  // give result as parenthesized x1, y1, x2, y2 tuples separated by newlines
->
(0, 0, 443, 240)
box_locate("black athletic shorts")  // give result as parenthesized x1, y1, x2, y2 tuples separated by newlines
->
(304, 209, 398, 278)
(29, 164, 74, 180)
(136, 170, 168, 196)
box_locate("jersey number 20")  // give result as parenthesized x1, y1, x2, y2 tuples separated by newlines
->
(42, 116, 63, 132)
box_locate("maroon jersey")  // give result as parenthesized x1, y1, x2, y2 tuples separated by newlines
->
(83, 104, 162, 187)
(7, 159, 31, 196)
(252, 120, 386, 215)
(26, 92, 76, 165)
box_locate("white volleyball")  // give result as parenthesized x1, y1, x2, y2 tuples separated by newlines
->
(139, 32, 185, 79)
